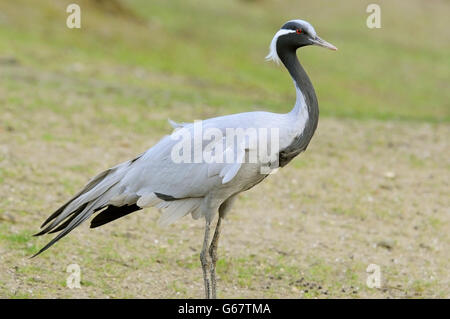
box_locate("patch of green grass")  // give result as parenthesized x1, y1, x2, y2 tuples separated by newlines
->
(15, 264, 45, 276)
(409, 154, 426, 168)
(0, 228, 39, 255)
(176, 254, 198, 270)
(427, 217, 442, 230)
(331, 206, 367, 220)
(168, 280, 188, 295)
(9, 292, 33, 299)
(81, 280, 95, 287)
(0, 228, 32, 246)
(411, 279, 436, 295)
(0, 0, 449, 123)
(61, 178, 79, 194)
(307, 260, 335, 283)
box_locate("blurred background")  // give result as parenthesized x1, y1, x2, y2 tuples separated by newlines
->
(0, 0, 448, 298)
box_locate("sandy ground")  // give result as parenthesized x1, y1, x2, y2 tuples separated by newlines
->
(0, 114, 448, 298)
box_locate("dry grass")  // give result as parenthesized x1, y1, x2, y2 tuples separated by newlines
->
(1, 89, 448, 297)
(0, 0, 449, 298)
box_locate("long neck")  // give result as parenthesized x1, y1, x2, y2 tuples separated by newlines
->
(279, 49, 319, 137)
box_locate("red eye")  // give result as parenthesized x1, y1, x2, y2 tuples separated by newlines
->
(296, 28, 302, 34)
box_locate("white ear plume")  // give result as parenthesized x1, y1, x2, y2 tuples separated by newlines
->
(265, 29, 296, 64)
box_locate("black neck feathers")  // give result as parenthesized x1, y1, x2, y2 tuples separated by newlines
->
(277, 44, 319, 167)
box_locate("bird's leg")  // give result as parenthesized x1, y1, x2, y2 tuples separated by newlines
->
(200, 219, 212, 299)
(209, 216, 222, 299)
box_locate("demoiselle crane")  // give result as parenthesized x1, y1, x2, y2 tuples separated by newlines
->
(33, 19, 337, 298)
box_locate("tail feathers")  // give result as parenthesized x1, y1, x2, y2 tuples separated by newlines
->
(48, 212, 82, 234)
(40, 169, 112, 228)
(34, 202, 89, 236)
(34, 157, 205, 257)
(47, 174, 122, 230)
(32, 162, 131, 257)
(90, 204, 142, 229)
(32, 188, 116, 257)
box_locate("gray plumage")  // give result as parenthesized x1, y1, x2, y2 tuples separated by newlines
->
(33, 19, 337, 299)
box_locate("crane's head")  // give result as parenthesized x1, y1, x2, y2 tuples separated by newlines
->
(266, 19, 337, 64)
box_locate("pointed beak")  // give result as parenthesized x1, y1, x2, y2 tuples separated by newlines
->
(310, 36, 338, 51)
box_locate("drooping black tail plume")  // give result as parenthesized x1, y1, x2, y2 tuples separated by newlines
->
(32, 159, 138, 257)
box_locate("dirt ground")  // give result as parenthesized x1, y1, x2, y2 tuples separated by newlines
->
(0, 0, 448, 298)
(0, 115, 448, 298)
